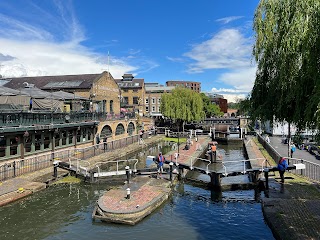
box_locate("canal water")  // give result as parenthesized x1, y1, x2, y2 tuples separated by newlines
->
(0, 141, 274, 240)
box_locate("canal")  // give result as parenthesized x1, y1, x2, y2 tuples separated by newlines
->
(0, 141, 274, 240)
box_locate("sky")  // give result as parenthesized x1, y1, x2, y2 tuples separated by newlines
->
(0, 0, 260, 102)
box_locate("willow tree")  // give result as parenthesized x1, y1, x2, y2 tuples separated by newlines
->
(160, 87, 204, 131)
(251, 0, 320, 144)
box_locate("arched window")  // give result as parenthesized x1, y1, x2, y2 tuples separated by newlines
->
(127, 122, 135, 135)
(101, 125, 112, 137)
(115, 123, 125, 135)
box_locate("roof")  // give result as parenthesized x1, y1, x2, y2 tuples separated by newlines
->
(0, 86, 28, 96)
(2, 72, 112, 90)
(115, 78, 144, 88)
(145, 86, 175, 92)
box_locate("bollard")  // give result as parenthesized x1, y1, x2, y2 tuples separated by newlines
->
(126, 188, 131, 199)
(264, 170, 269, 190)
(53, 161, 59, 178)
(125, 166, 130, 183)
(13, 161, 16, 177)
(169, 162, 174, 181)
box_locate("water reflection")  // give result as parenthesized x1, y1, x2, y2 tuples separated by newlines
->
(0, 141, 274, 240)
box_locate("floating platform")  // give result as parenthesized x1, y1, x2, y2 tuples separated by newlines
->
(92, 176, 173, 225)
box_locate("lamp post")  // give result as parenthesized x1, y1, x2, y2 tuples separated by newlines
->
(177, 126, 180, 156)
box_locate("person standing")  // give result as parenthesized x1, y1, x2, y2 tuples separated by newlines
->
(29, 97, 33, 111)
(265, 135, 270, 144)
(96, 133, 100, 149)
(103, 135, 108, 151)
(290, 142, 296, 158)
(278, 157, 288, 183)
(157, 152, 165, 179)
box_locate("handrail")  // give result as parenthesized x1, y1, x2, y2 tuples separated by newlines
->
(94, 159, 139, 176)
(222, 158, 267, 175)
(173, 152, 211, 173)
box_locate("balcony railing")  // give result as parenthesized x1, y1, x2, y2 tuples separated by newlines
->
(0, 110, 137, 128)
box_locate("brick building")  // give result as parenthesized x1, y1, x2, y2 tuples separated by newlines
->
(2, 71, 121, 114)
(115, 74, 145, 116)
(165, 80, 201, 92)
(205, 93, 228, 113)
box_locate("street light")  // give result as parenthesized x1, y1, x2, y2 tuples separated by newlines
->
(177, 125, 180, 156)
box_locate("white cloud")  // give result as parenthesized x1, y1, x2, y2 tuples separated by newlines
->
(184, 28, 252, 73)
(0, 1, 143, 78)
(216, 16, 244, 24)
(218, 66, 256, 92)
(224, 94, 247, 103)
(0, 39, 137, 78)
(208, 66, 257, 102)
(166, 56, 185, 63)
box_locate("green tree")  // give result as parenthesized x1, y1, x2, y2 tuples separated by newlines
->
(160, 88, 204, 130)
(251, 0, 320, 130)
(238, 97, 251, 117)
(200, 93, 223, 117)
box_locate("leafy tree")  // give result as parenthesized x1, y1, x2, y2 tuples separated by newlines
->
(238, 97, 251, 116)
(251, 0, 320, 130)
(200, 93, 223, 117)
(160, 88, 204, 130)
(228, 102, 239, 110)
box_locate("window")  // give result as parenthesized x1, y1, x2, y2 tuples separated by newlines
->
(146, 106, 149, 112)
(44, 133, 51, 149)
(145, 98, 149, 104)
(158, 106, 160, 112)
(127, 122, 135, 135)
(68, 131, 73, 145)
(133, 97, 139, 104)
(115, 124, 125, 135)
(152, 106, 155, 112)
(110, 100, 114, 113)
(158, 98, 161, 104)
(35, 134, 42, 151)
(152, 98, 156, 104)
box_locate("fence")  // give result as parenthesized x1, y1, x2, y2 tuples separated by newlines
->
(257, 133, 320, 182)
(0, 134, 144, 181)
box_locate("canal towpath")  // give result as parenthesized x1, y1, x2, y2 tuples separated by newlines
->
(246, 135, 320, 240)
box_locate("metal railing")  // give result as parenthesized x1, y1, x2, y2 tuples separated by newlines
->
(0, 134, 145, 181)
(285, 158, 320, 182)
(257, 133, 320, 182)
(221, 158, 270, 176)
(0, 110, 136, 127)
(93, 159, 138, 177)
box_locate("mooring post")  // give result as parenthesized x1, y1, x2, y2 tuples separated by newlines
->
(126, 188, 130, 199)
(53, 161, 59, 178)
(169, 162, 173, 181)
(264, 170, 269, 190)
(125, 166, 130, 183)
(53, 164, 58, 178)
(210, 173, 222, 190)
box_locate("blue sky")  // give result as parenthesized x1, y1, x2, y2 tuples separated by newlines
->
(0, 0, 260, 102)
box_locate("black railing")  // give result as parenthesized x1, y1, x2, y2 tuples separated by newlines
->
(0, 110, 136, 127)
(0, 133, 149, 181)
